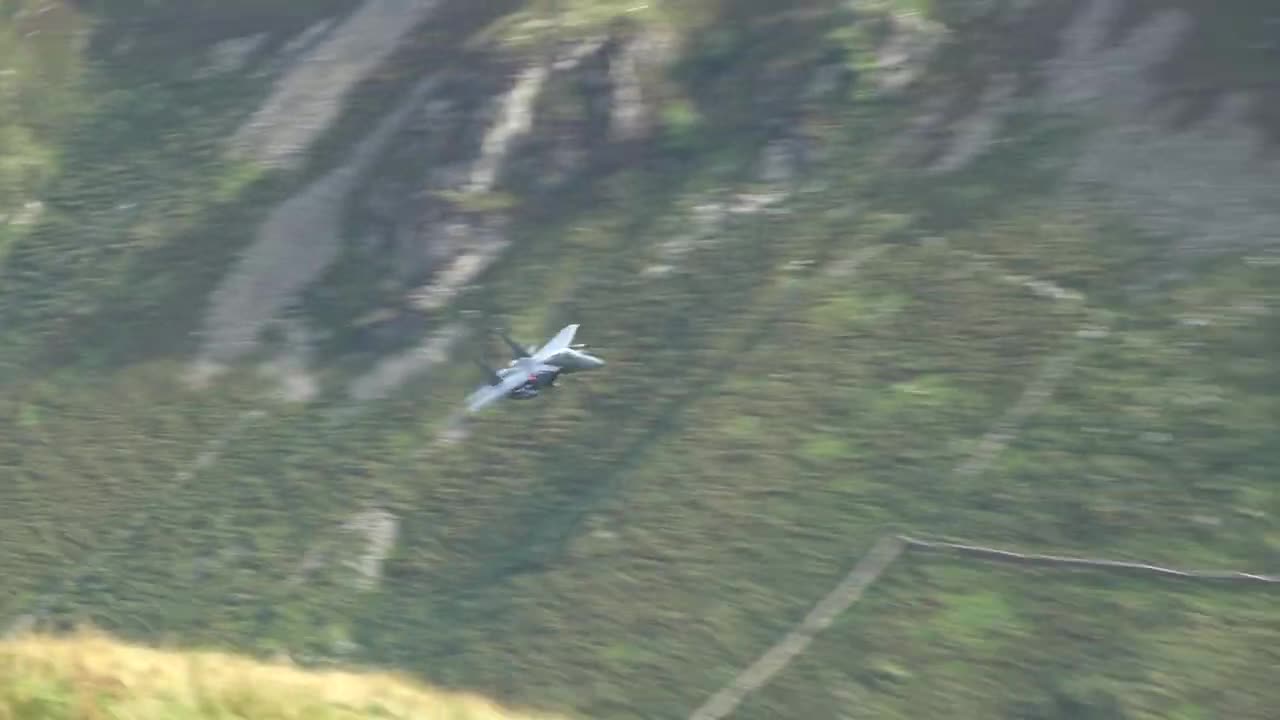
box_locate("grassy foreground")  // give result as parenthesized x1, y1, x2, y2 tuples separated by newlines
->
(0, 630, 564, 720)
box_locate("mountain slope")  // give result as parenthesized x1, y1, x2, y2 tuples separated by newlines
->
(2, 1, 1279, 719)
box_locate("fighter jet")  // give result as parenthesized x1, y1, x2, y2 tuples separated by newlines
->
(465, 324, 605, 413)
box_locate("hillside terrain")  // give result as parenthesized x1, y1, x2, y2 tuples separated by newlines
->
(1, 630, 561, 720)
(2, 0, 1279, 719)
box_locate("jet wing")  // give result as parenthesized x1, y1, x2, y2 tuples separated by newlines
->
(465, 368, 530, 413)
(533, 324, 580, 361)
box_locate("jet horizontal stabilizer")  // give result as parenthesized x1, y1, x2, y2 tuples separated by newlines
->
(492, 327, 531, 359)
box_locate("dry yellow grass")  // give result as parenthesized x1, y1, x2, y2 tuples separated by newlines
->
(0, 630, 568, 720)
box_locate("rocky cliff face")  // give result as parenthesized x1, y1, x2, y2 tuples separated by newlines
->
(185, 0, 1280, 408)
(186, 0, 844, 402)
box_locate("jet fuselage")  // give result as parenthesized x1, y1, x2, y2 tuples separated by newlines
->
(465, 325, 605, 412)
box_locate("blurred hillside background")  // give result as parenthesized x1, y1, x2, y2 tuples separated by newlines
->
(2, 0, 1279, 718)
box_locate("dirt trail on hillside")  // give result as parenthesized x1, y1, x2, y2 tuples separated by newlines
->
(230, 0, 442, 169)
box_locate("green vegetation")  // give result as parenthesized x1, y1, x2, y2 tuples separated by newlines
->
(1, 631, 563, 720)
(0, 2, 86, 264)
(2, 1, 1279, 720)
(483, 0, 711, 51)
